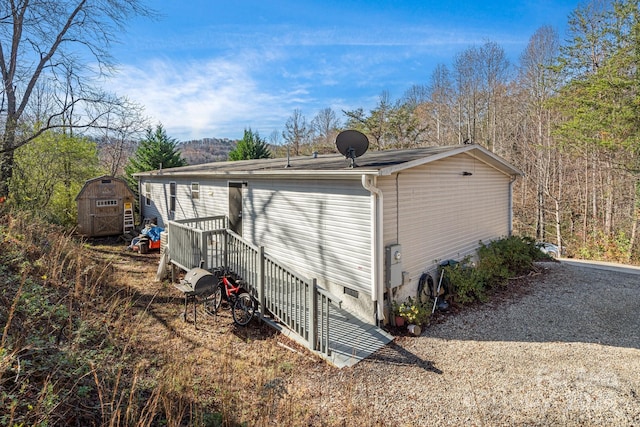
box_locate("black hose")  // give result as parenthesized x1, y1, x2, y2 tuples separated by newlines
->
(417, 272, 434, 302)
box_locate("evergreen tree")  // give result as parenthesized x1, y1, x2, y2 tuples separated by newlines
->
(228, 129, 272, 160)
(125, 124, 187, 192)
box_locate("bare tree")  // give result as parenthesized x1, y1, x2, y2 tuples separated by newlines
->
(479, 41, 510, 154)
(282, 109, 311, 156)
(94, 99, 149, 176)
(454, 46, 483, 145)
(425, 64, 456, 144)
(517, 26, 561, 243)
(310, 107, 341, 153)
(269, 130, 282, 146)
(0, 0, 154, 198)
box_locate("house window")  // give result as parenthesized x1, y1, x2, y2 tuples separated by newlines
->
(169, 182, 176, 214)
(191, 182, 200, 200)
(96, 199, 118, 207)
(145, 182, 151, 206)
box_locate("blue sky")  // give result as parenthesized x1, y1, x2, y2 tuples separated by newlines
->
(108, 0, 579, 142)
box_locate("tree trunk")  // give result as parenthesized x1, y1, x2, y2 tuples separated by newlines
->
(0, 119, 18, 198)
(0, 150, 14, 198)
(604, 162, 613, 235)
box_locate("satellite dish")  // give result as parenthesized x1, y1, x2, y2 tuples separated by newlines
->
(336, 130, 369, 168)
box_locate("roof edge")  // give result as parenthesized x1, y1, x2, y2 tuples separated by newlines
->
(378, 144, 523, 176)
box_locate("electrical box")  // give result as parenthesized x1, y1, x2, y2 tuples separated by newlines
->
(385, 244, 403, 288)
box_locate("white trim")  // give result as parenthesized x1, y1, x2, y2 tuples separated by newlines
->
(96, 199, 118, 207)
(362, 174, 384, 324)
(144, 182, 151, 206)
(191, 182, 200, 200)
(169, 181, 177, 217)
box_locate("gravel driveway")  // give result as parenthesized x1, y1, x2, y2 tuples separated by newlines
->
(308, 261, 640, 426)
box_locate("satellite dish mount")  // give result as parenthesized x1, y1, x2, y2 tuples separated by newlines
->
(336, 130, 369, 168)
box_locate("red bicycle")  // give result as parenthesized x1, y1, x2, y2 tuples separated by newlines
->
(203, 267, 256, 326)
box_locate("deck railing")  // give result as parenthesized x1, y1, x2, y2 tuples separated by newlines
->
(167, 216, 227, 271)
(167, 217, 341, 358)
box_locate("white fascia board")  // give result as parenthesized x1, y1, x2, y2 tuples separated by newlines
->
(134, 169, 375, 180)
(378, 144, 523, 177)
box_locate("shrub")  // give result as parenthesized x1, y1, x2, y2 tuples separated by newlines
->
(441, 236, 539, 305)
(476, 235, 539, 286)
(441, 257, 488, 304)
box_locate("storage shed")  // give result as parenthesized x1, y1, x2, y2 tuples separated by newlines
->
(135, 144, 522, 324)
(76, 175, 136, 237)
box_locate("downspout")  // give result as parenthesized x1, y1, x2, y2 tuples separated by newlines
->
(362, 174, 384, 324)
(508, 175, 517, 236)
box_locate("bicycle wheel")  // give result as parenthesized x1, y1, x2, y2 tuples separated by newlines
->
(203, 283, 223, 315)
(232, 293, 256, 326)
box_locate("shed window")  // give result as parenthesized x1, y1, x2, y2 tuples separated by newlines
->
(145, 182, 151, 206)
(169, 182, 176, 214)
(191, 182, 199, 200)
(96, 199, 118, 207)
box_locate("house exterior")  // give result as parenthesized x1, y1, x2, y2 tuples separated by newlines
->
(135, 144, 522, 325)
(76, 175, 136, 237)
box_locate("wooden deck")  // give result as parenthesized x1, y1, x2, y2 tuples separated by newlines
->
(168, 216, 394, 368)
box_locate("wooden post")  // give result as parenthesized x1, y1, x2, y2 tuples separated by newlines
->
(308, 279, 317, 351)
(258, 246, 265, 319)
(223, 231, 228, 269)
(199, 229, 206, 270)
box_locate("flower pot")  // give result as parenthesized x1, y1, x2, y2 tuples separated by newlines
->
(395, 316, 405, 327)
(407, 324, 422, 336)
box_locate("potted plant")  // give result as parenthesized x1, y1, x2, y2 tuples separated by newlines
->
(396, 297, 430, 327)
(391, 300, 405, 326)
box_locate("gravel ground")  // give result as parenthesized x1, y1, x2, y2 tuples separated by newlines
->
(299, 261, 640, 426)
(114, 247, 640, 426)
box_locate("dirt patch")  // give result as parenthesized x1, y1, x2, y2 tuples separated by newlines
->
(93, 242, 640, 425)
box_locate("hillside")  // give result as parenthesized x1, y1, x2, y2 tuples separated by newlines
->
(179, 137, 237, 165)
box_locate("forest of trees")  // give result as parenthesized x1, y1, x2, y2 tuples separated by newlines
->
(268, 1, 640, 264)
(1, 0, 638, 263)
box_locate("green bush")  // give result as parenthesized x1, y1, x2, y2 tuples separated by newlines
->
(476, 235, 540, 286)
(442, 236, 539, 305)
(441, 257, 488, 304)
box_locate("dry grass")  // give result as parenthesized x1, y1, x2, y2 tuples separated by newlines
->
(6, 211, 636, 426)
(0, 210, 350, 426)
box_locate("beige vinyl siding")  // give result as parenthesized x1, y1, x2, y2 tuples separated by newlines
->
(381, 153, 512, 282)
(244, 178, 373, 295)
(141, 178, 227, 227)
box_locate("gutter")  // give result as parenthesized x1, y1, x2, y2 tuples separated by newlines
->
(361, 174, 385, 324)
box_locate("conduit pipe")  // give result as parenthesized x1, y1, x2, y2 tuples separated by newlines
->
(362, 174, 385, 323)
(509, 174, 517, 236)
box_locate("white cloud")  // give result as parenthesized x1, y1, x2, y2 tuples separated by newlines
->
(106, 22, 517, 141)
(108, 55, 296, 140)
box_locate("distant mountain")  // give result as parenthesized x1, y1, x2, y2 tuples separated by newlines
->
(179, 138, 237, 165)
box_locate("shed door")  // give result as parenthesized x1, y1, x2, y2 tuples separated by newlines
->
(228, 182, 243, 236)
(91, 198, 122, 236)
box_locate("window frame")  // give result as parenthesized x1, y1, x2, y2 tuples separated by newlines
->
(145, 182, 151, 206)
(169, 181, 176, 215)
(96, 199, 118, 208)
(191, 182, 200, 200)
